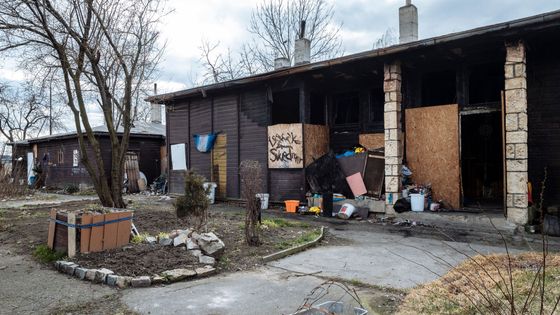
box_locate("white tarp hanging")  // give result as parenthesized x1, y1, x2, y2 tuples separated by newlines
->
(170, 143, 187, 170)
(26, 152, 34, 184)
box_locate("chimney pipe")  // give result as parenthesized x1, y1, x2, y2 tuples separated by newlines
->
(274, 57, 290, 70)
(293, 20, 310, 66)
(399, 0, 418, 44)
(150, 83, 162, 124)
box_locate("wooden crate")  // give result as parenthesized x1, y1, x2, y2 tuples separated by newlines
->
(47, 209, 133, 257)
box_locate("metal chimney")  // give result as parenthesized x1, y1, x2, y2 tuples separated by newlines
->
(399, 0, 418, 44)
(150, 83, 162, 124)
(293, 20, 311, 65)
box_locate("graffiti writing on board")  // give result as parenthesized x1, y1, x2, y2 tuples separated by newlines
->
(268, 131, 303, 167)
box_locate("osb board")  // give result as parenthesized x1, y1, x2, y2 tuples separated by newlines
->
(359, 133, 384, 150)
(212, 134, 227, 198)
(405, 104, 461, 209)
(304, 124, 329, 167)
(268, 124, 304, 169)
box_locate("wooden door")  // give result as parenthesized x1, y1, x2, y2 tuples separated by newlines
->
(125, 152, 140, 193)
(405, 104, 461, 209)
(211, 134, 227, 199)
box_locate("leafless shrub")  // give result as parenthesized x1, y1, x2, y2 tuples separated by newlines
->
(0, 160, 28, 198)
(240, 160, 263, 246)
(397, 169, 559, 314)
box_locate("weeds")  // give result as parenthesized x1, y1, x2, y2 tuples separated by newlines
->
(276, 229, 321, 250)
(131, 233, 150, 244)
(33, 244, 65, 263)
(261, 218, 310, 229)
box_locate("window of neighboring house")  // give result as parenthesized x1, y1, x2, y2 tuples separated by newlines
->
(72, 149, 79, 167)
(333, 92, 360, 126)
(57, 149, 64, 165)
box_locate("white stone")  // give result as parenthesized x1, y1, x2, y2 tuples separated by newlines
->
(504, 64, 515, 79)
(507, 207, 528, 225)
(507, 172, 528, 194)
(195, 266, 217, 277)
(145, 236, 157, 244)
(506, 131, 527, 144)
(85, 269, 98, 281)
(384, 101, 398, 112)
(514, 63, 526, 78)
(515, 143, 528, 159)
(199, 255, 216, 265)
(161, 268, 196, 282)
(385, 140, 400, 158)
(186, 238, 199, 250)
(506, 159, 527, 172)
(505, 114, 518, 131)
(131, 276, 151, 287)
(197, 232, 225, 257)
(506, 42, 526, 63)
(517, 113, 528, 131)
(173, 233, 188, 247)
(505, 89, 527, 113)
(116, 276, 132, 289)
(384, 112, 398, 129)
(94, 268, 114, 283)
(513, 194, 528, 208)
(505, 144, 515, 159)
(188, 249, 202, 257)
(505, 77, 527, 90)
(385, 176, 400, 193)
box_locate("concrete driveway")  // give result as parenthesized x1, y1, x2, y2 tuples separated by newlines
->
(122, 228, 516, 314)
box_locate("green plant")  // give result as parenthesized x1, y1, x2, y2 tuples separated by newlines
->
(276, 229, 321, 250)
(33, 244, 65, 263)
(174, 171, 209, 230)
(131, 233, 150, 244)
(261, 218, 310, 229)
(63, 184, 79, 194)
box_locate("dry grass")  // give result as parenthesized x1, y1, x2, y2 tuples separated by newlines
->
(398, 253, 560, 315)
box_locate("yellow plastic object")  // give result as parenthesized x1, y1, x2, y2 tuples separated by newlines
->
(309, 206, 321, 214)
(355, 147, 365, 153)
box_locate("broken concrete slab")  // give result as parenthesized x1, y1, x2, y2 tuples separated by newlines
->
(74, 267, 88, 280)
(145, 236, 157, 245)
(186, 238, 199, 250)
(199, 255, 215, 265)
(131, 276, 151, 288)
(161, 269, 196, 282)
(196, 232, 225, 257)
(159, 237, 173, 246)
(173, 233, 188, 247)
(188, 249, 202, 258)
(94, 268, 114, 283)
(195, 266, 216, 277)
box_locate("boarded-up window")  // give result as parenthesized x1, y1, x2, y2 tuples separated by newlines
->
(72, 149, 79, 167)
(170, 143, 187, 170)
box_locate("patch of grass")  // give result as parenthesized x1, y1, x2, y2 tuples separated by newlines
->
(276, 228, 321, 250)
(131, 233, 150, 244)
(158, 232, 169, 239)
(397, 253, 560, 315)
(33, 244, 66, 263)
(261, 218, 310, 229)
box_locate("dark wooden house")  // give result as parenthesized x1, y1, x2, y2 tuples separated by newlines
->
(10, 121, 166, 189)
(151, 8, 560, 226)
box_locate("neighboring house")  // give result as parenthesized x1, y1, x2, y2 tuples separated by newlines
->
(9, 106, 166, 190)
(150, 4, 560, 226)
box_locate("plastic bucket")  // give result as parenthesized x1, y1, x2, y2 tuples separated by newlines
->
(284, 200, 300, 213)
(256, 193, 269, 210)
(203, 182, 217, 204)
(410, 194, 424, 212)
(338, 203, 356, 219)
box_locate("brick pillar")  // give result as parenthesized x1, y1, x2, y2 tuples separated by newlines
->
(383, 62, 403, 213)
(504, 41, 528, 225)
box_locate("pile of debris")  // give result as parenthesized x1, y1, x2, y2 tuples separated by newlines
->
(146, 229, 225, 266)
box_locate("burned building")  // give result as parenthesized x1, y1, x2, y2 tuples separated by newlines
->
(152, 4, 560, 225)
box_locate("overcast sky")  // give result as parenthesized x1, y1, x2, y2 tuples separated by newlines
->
(155, 0, 560, 93)
(0, 0, 558, 139)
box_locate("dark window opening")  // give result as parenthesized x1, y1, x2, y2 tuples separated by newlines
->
(333, 92, 360, 125)
(421, 70, 456, 105)
(271, 89, 299, 124)
(364, 88, 384, 131)
(468, 63, 504, 105)
(310, 93, 326, 125)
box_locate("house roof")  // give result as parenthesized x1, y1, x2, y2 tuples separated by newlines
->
(147, 9, 560, 104)
(8, 121, 165, 146)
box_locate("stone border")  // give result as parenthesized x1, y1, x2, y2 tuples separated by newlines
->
(54, 260, 216, 289)
(262, 226, 326, 263)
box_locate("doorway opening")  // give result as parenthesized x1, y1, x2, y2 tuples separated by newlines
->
(461, 112, 503, 210)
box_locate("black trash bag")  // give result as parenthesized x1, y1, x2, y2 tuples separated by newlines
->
(393, 198, 411, 213)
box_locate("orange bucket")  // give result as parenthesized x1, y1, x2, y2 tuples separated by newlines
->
(284, 200, 300, 213)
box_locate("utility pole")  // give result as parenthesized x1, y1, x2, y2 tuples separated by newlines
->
(49, 81, 52, 135)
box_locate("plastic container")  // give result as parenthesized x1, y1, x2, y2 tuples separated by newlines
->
(203, 182, 217, 204)
(256, 193, 269, 210)
(338, 203, 356, 219)
(284, 200, 300, 213)
(410, 193, 424, 212)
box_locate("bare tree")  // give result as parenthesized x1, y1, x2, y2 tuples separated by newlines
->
(0, 0, 166, 208)
(0, 81, 65, 142)
(373, 28, 397, 49)
(248, 0, 343, 71)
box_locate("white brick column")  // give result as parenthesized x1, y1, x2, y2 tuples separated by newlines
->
(384, 62, 403, 213)
(504, 41, 528, 225)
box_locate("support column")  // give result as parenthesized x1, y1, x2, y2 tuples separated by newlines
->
(504, 41, 528, 225)
(383, 62, 403, 213)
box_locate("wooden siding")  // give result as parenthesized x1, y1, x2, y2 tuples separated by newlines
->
(213, 95, 240, 198)
(189, 99, 212, 180)
(167, 104, 189, 194)
(240, 90, 270, 195)
(527, 38, 560, 205)
(269, 169, 302, 201)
